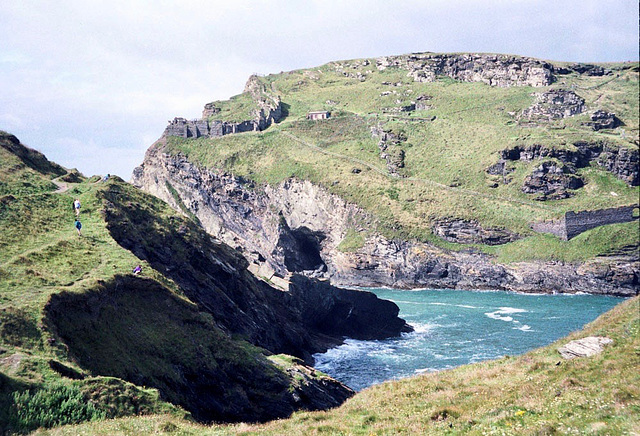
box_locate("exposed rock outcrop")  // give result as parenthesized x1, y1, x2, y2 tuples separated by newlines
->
(163, 76, 283, 139)
(521, 161, 584, 200)
(583, 109, 621, 131)
(520, 89, 585, 121)
(558, 336, 613, 359)
(432, 218, 521, 245)
(133, 144, 639, 297)
(100, 181, 411, 365)
(376, 53, 555, 87)
(488, 141, 639, 187)
(370, 125, 406, 176)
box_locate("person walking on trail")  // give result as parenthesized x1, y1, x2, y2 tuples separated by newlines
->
(73, 198, 81, 216)
(132, 265, 142, 275)
(74, 219, 82, 236)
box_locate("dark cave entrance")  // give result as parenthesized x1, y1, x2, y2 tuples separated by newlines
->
(278, 225, 327, 273)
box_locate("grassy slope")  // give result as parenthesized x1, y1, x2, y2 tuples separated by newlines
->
(165, 56, 639, 262)
(0, 137, 189, 432)
(1, 136, 337, 432)
(36, 295, 640, 435)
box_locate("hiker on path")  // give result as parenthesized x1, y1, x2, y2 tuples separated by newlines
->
(132, 265, 142, 275)
(73, 198, 81, 216)
(74, 219, 82, 236)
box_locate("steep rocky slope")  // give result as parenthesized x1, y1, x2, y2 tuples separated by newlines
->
(133, 52, 638, 296)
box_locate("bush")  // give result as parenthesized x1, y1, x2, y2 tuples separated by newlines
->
(9, 382, 105, 433)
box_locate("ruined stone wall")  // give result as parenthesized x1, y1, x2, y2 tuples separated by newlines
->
(530, 219, 567, 239)
(532, 206, 637, 240)
(565, 206, 636, 240)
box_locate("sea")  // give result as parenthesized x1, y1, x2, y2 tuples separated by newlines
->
(313, 288, 624, 391)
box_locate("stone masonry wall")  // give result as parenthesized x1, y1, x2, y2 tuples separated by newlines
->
(532, 206, 637, 240)
(565, 206, 637, 240)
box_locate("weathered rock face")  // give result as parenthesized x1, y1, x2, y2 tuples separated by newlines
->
(133, 144, 639, 297)
(521, 89, 585, 121)
(521, 161, 584, 200)
(432, 218, 521, 245)
(584, 109, 621, 131)
(488, 141, 639, 187)
(100, 180, 411, 364)
(370, 125, 406, 176)
(163, 75, 283, 140)
(376, 53, 555, 87)
(558, 336, 613, 359)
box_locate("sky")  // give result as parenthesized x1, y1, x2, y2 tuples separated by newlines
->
(1, 0, 638, 179)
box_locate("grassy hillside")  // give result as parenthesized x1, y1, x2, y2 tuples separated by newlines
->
(164, 55, 639, 261)
(36, 295, 640, 435)
(0, 132, 351, 433)
(1, 132, 187, 432)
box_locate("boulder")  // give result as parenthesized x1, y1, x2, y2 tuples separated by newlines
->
(583, 109, 621, 131)
(558, 336, 613, 359)
(432, 218, 520, 245)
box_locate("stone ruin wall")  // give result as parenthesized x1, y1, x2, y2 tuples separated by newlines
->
(564, 206, 637, 240)
(532, 205, 637, 240)
(531, 219, 567, 240)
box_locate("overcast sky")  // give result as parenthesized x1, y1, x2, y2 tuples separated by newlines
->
(1, 1, 638, 179)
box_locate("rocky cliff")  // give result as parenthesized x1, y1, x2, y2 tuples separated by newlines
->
(133, 143, 638, 297)
(100, 180, 411, 363)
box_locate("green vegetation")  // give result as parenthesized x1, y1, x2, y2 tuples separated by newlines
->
(164, 59, 639, 262)
(336, 228, 366, 253)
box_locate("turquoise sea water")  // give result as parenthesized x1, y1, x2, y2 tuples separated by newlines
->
(313, 288, 624, 391)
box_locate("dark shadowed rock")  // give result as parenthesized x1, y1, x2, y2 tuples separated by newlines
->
(99, 181, 410, 364)
(522, 161, 584, 200)
(583, 109, 621, 131)
(432, 218, 521, 245)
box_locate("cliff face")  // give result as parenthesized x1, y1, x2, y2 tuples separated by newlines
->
(100, 180, 412, 364)
(132, 144, 638, 297)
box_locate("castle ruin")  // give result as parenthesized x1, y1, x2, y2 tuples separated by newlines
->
(532, 205, 638, 240)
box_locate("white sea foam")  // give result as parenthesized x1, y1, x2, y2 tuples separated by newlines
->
(515, 324, 532, 331)
(485, 312, 513, 322)
(428, 302, 478, 309)
(485, 307, 527, 322)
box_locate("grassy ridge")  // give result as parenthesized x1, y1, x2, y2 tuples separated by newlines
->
(164, 57, 639, 261)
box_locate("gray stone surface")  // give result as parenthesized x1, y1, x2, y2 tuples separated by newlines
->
(521, 89, 585, 121)
(521, 161, 584, 200)
(558, 336, 613, 359)
(432, 218, 521, 245)
(375, 53, 555, 87)
(489, 141, 639, 187)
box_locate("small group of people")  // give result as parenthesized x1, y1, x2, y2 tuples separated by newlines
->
(73, 198, 82, 235)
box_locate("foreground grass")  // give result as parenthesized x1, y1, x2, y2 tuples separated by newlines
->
(37, 296, 639, 435)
